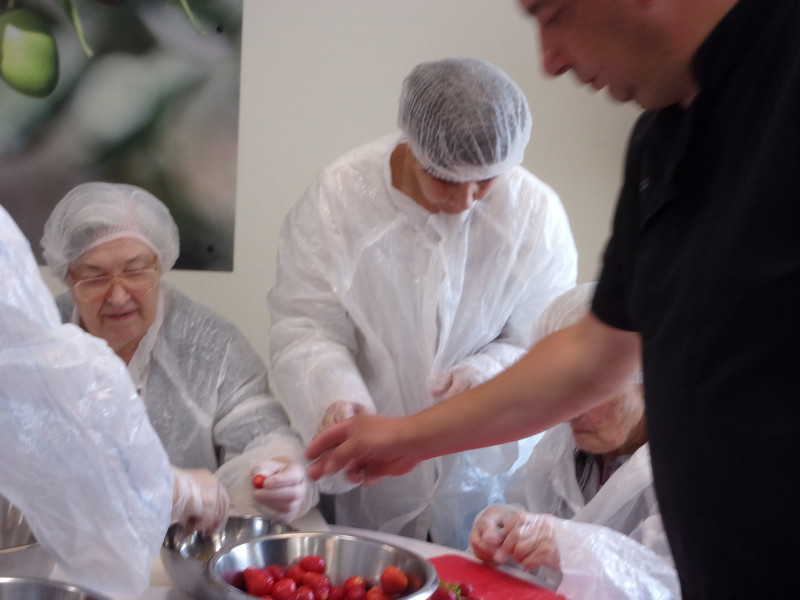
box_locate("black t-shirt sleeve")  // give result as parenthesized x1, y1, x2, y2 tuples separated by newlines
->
(591, 115, 652, 332)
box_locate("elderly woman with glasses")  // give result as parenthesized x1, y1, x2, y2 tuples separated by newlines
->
(41, 182, 318, 525)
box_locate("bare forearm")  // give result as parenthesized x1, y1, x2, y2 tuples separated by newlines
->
(400, 314, 641, 460)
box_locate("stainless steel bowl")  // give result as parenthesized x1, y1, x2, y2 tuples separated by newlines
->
(0, 576, 112, 600)
(0, 497, 55, 578)
(205, 531, 439, 600)
(161, 515, 294, 599)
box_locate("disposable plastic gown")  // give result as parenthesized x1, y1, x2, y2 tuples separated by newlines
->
(269, 133, 577, 549)
(0, 206, 173, 594)
(56, 283, 317, 520)
(504, 424, 678, 599)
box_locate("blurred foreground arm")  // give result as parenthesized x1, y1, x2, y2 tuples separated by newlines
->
(307, 313, 640, 482)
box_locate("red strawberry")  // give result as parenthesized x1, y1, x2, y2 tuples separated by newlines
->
(271, 578, 298, 600)
(299, 554, 326, 573)
(293, 585, 316, 600)
(303, 571, 331, 599)
(267, 565, 287, 580)
(379, 566, 408, 595)
(328, 585, 346, 600)
(365, 586, 390, 600)
(253, 474, 266, 488)
(343, 575, 366, 592)
(243, 567, 275, 596)
(287, 564, 307, 585)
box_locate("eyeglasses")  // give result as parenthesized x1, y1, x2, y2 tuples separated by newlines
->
(69, 264, 160, 302)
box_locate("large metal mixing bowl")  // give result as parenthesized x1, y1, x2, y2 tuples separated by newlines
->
(205, 531, 439, 600)
(0, 497, 55, 578)
(161, 515, 294, 599)
(0, 576, 112, 600)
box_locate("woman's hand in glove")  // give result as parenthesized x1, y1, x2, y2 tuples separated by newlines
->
(171, 467, 229, 532)
(470, 504, 561, 572)
(251, 457, 312, 523)
(431, 364, 481, 400)
(318, 400, 374, 434)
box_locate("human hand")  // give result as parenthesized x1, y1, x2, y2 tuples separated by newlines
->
(470, 505, 560, 573)
(317, 400, 374, 434)
(251, 456, 311, 523)
(431, 365, 480, 400)
(171, 467, 229, 533)
(306, 414, 421, 485)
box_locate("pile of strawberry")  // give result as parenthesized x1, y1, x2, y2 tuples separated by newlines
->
(236, 554, 424, 600)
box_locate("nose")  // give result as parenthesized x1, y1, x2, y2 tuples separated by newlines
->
(452, 183, 477, 211)
(540, 32, 570, 77)
(105, 278, 132, 304)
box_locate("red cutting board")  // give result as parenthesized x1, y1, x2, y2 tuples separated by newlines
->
(429, 554, 566, 600)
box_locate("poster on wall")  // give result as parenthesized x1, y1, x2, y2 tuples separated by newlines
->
(0, 0, 242, 271)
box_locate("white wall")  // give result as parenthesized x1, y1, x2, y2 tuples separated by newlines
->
(42, 0, 640, 362)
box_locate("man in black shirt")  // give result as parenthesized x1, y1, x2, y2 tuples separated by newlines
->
(307, 0, 800, 596)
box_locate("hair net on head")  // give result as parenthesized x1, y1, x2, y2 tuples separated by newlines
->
(41, 182, 180, 281)
(535, 282, 597, 340)
(397, 57, 532, 183)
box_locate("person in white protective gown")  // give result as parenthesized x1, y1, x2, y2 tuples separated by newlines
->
(469, 283, 679, 600)
(268, 57, 577, 549)
(0, 204, 226, 594)
(40, 182, 318, 524)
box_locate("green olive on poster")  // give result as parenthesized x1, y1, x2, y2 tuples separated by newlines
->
(0, 8, 59, 98)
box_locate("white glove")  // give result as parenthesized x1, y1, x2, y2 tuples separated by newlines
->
(251, 456, 314, 523)
(171, 467, 229, 532)
(317, 400, 374, 434)
(470, 504, 561, 573)
(431, 364, 481, 400)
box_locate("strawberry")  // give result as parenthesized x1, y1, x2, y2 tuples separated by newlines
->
(287, 564, 307, 584)
(243, 567, 275, 596)
(379, 566, 408, 595)
(299, 554, 327, 573)
(293, 585, 316, 600)
(271, 578, 298, 600)
(252, 474, 266, 488)
(365, 586, 390, 600)
(303, 571, 331, 599)
(343, 575, 366, 592)
(328, 585, 346, 600)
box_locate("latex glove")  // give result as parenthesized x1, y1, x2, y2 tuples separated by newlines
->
(317, 400, 374, 434)
(171, 467, 229, 533)
(251, 456, 312, 523)
(470, 504, 561, 573)
(431, 364, 481, 400)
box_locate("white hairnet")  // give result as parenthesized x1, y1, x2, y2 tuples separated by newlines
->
(41, 182, 180, 280)
(397, 57, 532, 183)
(534, 282, 597, 340)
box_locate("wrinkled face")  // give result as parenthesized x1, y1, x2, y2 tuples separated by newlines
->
(412, 160, 498, 215)
(569, 383, 645, 457)
(518, 0, 697, 109)
(67, 237, 160, 361)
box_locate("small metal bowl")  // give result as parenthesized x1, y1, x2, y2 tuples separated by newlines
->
(0, 497, 55, 578)
(205, 531, 439, 600)
(0, 576, 112, 600)
(161, 515, 294, 599)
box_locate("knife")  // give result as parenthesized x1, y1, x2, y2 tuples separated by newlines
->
(495, 559, 563, 592)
